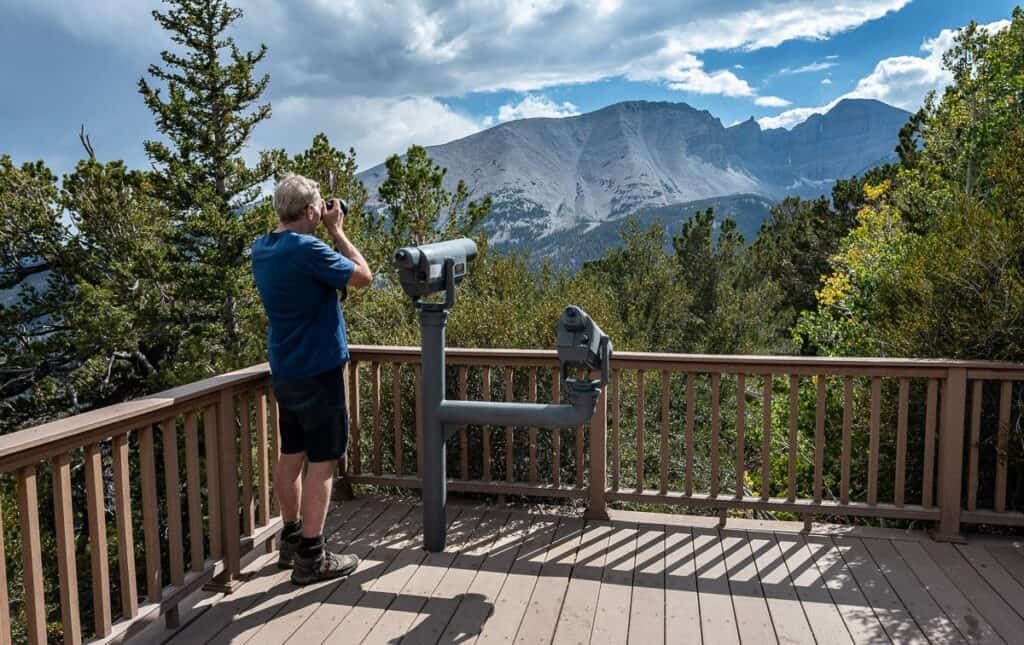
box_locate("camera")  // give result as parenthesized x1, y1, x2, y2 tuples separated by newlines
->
(325, 198, 349, 216)
(556, 306, 612, 389)
(394, 238, 478, 299)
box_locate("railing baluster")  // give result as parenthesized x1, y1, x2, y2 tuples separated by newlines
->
(868, 377, 881, 506)
(735, 374, 746, 499)
(788, 376, 799, 502)
(350, 361, 361, 475)
(139, 425, 162, 602)
(459, 366, 469, 480)
(203, 404, 222, 559)
(240, 393, 255, 536)
(215, 389, 242, 588)
(528, 368, 538, 484)
(660, 370, 670, 495)
(967, 381, 983, 512)
(686, 372, 696, 496)
(163, 418, 185, 593)
(52, 453, 82, 644)
(552, 369, 561, 487)
(612, 368, 620, 491)
(922, 378, 938, 508)
(0, 496, 11, 645)
(996, 380, 1012, 513)
(415, 364, 423, 476)
(268, 388, 280, 517)
(814, 376, 826, 505)
(17, 466, 46, 645)
(895, 378, 909, 507)
(575, 423, 585, 489)
(393, 364, 403, 476)
(482, 366, 491, 481)
(636, 370, 645, 493)
(112, 432, 138, 621)
(761, 375, 772, 500)
(506, 368, 515, 482)
(256, 393, 270, 527)
(185, 411, 205, 571)
(372, 362, 382, 476)
(85, 443, 112, 636)
(710, 372, 721, 498)
(841, 377, 853, 505)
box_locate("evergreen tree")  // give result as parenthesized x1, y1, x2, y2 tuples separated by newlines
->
(138, 0, 285, 378)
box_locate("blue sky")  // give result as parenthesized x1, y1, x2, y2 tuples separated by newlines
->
(0, 1, 1018, 176)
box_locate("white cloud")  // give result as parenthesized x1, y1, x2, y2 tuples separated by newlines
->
(758, 18, 1011, 129)
(252, 96, 481, 170)
(11, 0, 916, 165)
(755, 96, 792, 107)
(778, 61, 837, 75)
(826, 54, 840, 60)
(493, 95, 581, 123)
(733, 64, 745, 69)
(821, 77, 833, 85)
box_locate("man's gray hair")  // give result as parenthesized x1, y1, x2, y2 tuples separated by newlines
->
(274, 173, 321, 222)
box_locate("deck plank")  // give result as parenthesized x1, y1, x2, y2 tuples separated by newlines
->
(664, 524, 701, 645)
(860, 538, 964, 645)
(551, 521, 614, 644)
(473, 515, 561, 645)
(316, 502, 431, 644)
(278, 502, 434, 644)
(803, 535, 889, 643)
(894, 540, 1004, 645)
(353, 505, 487, 644)
(956, 544, 1024, 620)
(691, 526, 739, 645)
(720, 529, 774, 645)
(922, 541, 1024, 644)
(747, 531, 815, 645)
(985, 546, 1024, 590)
(833, 537, 927, 644)
(176, 499, 373, 644)
(625, 524, 666, 645)
(589, 522, 640, 645)
(399, 511, 513, 645)
(774, 532, 852, 645)
(511, 517, 586, 644)
(439, 512, 536, 644)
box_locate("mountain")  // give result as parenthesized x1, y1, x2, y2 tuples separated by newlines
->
(357, 98, 909, 264)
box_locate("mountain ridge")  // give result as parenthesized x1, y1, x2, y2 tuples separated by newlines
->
(357, 98, 909, 258)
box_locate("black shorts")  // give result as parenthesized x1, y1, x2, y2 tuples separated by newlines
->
(271, 364, 349, 463)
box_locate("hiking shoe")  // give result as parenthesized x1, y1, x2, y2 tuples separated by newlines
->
(277, 535, 300, 569)
(290, 550, 360, 586)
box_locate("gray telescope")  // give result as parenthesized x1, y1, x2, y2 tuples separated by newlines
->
(394, 238, 612, 552)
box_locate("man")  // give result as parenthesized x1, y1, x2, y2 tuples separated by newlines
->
(252, 173, 373, 585)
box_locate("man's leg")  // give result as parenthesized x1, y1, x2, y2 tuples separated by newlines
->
(275, 451, 305, 523)
(299, 459, 336, 538)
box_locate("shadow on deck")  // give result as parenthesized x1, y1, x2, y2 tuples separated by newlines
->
(156, 496, 1024, 645)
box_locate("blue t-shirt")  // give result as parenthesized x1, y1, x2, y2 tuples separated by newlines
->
(251, 231, 355, 381)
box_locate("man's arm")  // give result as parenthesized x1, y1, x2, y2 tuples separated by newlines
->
(323, 200, 372, 288)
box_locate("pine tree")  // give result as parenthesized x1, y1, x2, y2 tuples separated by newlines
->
(138, 0, 284, 377)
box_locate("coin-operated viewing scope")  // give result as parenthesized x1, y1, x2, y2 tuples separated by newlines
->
(394, 238, 478, 303)
(557, 306, 612, 391)
(395, 238, 613, 553)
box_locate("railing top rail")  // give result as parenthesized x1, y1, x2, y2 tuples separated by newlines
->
(349, 345, 1024, 373)
(0, 363, 269, 468)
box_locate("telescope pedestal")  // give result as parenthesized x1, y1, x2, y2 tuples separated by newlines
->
(419, 304, 449, 553)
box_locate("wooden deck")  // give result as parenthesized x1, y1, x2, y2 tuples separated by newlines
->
(161, 497, 1024, 645)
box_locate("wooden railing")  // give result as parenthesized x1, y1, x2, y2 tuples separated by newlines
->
(0, 346, 1022, 642)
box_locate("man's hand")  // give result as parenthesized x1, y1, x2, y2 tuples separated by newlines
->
(322, 198, 345, 236)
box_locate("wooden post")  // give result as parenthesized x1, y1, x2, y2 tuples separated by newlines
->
(585, 387, 609, 519)
(17, 466, 46, 645)
(209, 389, 243, 591)
(933, 368, 967, 542)
(52, 453, 82, 644)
